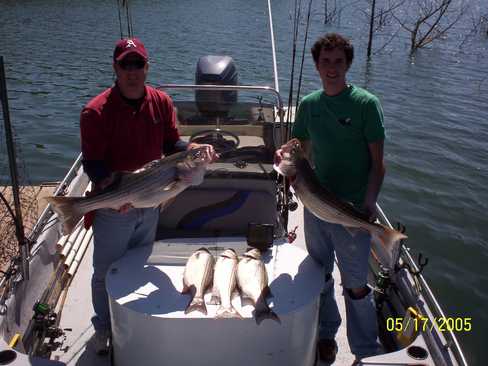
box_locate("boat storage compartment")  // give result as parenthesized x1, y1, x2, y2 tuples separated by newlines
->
(106, 240, 323, 366)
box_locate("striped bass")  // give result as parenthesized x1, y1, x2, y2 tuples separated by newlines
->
(274, 141, 407, 262)
(182, 247, 215, 315)
(209, 249, 242, 319)
(46, 147, 211, 235)
(237, 248, 280, 325)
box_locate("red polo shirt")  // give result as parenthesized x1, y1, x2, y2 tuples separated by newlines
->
(80, 84, 180, 174)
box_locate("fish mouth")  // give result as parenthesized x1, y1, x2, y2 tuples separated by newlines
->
(273, 157, 296, 177)
(273, 163, 287, 176)
(242, 248, 261, 260)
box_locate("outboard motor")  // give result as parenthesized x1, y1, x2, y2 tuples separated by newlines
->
(195, 55, 238, 118)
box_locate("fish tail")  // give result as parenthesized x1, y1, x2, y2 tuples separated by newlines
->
(371, 226, 407, 268)
(44, 196, 85, 235)
(185, 297, 207, 315)
(215, 306, 242, 319)
(255, 307, 281, 325)
(372, 226, 408, 258)
(209, 295, 221, 305)
(254, 299, 281, 325)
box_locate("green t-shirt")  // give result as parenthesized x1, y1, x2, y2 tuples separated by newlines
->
(292, 85, 385, 205)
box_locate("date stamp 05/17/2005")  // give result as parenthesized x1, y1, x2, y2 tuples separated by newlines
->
(386, 315, 472, 333)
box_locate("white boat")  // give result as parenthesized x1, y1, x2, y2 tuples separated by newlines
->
(0, 5, 467, 366)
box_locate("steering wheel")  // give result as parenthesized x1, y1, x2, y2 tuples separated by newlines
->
(189, 129, 240, 153)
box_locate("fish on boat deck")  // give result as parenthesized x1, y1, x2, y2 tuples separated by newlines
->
(237, 248, 280, 325)
(209, 248, 242, 319)
(182, 247, 215, 315)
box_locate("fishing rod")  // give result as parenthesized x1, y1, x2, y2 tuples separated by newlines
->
(116, 0, 134, 39)
(0, 56, 29, 282)
(286, 0, 303, 140)
(295, 0, 314, 113)
(279, 0, 315, 230)
(288, 0, 314, 128)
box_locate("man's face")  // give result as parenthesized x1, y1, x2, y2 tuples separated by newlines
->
(315, 47, 350, 91)
(114, 53, 148, 99)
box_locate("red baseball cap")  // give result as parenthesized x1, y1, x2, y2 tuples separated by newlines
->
(113, 38, 148, 62)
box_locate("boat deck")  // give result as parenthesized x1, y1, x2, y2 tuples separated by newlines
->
(50, 202, 355, 366)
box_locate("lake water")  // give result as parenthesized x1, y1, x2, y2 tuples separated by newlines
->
(1, 0, 487, 363)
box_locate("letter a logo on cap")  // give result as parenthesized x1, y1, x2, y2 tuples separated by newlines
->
(126, 39, 137, 48)
(114, 37, 148, 61)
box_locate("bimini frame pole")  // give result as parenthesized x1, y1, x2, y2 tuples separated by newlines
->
(267, 0, 280, 95)
(0, 56, 29, 281)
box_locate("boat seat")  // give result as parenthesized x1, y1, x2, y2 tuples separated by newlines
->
(157, 177, 277, 239)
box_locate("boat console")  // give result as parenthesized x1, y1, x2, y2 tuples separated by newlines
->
(106, 240, 323, 366)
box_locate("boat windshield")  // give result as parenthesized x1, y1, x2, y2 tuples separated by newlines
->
(157, 84, 285, 163)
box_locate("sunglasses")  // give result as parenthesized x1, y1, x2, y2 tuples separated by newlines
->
(118, 59, 146, 71)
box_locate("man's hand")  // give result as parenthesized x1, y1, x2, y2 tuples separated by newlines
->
(117, 203, 134, 214)
(361, 200, 378, 222)
(274, 138, 301, 165)
(187, 142, 219, 162)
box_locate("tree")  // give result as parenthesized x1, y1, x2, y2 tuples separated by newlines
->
(367, 0, 377, 57)
(364, 0, 404, 57)
(392, 0, 467, 54)
(324, 0, 338, 24)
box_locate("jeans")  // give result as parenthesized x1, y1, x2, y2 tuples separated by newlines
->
(91, 207, 159, 332)
(303, 208, 381, 358)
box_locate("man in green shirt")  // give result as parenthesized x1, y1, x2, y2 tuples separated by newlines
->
(276, 33, 384, 362)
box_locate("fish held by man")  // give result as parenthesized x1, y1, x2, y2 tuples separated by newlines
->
(274, 141, 407, 260)
(236, 248, 280, 325)
(209, 248, 242, 319)
(45, 147, 211, 235)
(182, 247, 215, 315)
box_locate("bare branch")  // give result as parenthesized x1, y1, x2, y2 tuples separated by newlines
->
(373, 27, 403, 54)
(390, 0, 467, 53)
(415, 1, 451, 48)
(391, 9, 414, 33)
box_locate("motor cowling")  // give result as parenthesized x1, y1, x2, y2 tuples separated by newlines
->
(195, 55, 238, 117)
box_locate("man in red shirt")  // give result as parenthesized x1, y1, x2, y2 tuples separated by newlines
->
(80, 38, 216, 355)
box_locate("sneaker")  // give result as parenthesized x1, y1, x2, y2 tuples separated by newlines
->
(93, 329, 110, 355)
(317, 338, 338, 364)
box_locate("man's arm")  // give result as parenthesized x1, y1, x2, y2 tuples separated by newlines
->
(363, 139, 385, 221)
(80, 108, 111, 185)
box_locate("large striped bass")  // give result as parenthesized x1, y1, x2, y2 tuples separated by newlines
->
(46, 147, 211, 235)
(209, 248, 242, 319)
(182, 247, 215, 315)
(237, 248, 280, 325)
(274, 141, 407, 260)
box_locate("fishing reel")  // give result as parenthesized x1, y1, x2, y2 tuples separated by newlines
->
(277, 186, 298, 212)
(30, 301, 68, 358)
